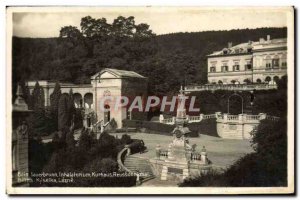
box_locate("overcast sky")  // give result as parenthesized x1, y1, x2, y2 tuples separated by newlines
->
(12, 7, 288, 38)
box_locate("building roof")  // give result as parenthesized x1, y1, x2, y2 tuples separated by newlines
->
(91, 68, 146, 79)
(207, 37, 287, 57)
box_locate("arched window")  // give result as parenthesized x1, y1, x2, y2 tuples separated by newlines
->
(104, 104, 111, 123)
(243, 79, 251, 84)
(218, 80, 223, 84)
(210, 66, 216, 72)
(273, 76, 280, 84)
(256, 79, 262, 83)
(231, 80, 236, 84)
(265, 76, 271, 83)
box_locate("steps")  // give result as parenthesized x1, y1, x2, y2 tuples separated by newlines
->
(124, 155, 155, 181)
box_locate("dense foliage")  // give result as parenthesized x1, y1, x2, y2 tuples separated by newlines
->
(29, 130, 138, 187)
(180, 119, 287, 187)
(12, 15, 287, 96)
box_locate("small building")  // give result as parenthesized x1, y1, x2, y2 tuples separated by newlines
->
(91, 68, 148, 128)
(207, 35, 287, 85)
(27, 68, 148, 129)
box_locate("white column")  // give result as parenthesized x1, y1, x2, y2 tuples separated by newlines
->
(159, 114, 164, 123)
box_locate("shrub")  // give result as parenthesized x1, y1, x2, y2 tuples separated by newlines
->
(180, 119, 287, 187)
(120, 134, 133, 144)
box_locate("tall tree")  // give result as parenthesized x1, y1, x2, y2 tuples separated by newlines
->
(58, 94, 69, 131)
(19, 80, 32, 109)
(68, 88, 76, 124)
(31, 81, 45, 110)
(50, 82, 61, 129)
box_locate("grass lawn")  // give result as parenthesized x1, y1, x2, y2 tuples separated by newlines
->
(112, 132, 254, 170)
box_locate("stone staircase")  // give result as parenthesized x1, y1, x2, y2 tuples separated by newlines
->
(124, 155, 155, 182)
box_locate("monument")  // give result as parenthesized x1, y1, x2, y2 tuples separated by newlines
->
(149, 87, 212, 182)
(12, 84, 33, 186)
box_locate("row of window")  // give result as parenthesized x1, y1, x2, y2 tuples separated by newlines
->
(210, 62, 287, 73)
(210, 64, 252, 72)
(210, 76, 280, 84)
(265, 59, 287, 69)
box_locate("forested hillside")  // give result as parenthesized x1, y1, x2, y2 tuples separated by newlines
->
(12, 15, 287, 95)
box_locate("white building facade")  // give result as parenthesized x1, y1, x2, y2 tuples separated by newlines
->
(27, 68, 148, 128)
(207, 35, 287, 85)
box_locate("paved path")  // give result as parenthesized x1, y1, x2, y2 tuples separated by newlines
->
(111, 132, 253, 169)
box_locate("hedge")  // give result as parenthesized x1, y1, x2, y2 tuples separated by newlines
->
(188, 118, 218, 137)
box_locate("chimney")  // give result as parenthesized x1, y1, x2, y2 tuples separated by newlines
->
(267, 35, 271, 41)
(228, 42, 232, 48)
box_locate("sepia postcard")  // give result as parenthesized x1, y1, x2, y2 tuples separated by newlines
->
(6, 6, 295, 195)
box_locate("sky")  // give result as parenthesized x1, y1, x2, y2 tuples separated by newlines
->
(12, 7, 289, 38)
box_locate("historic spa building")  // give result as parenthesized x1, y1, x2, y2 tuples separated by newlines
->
(27, 68, 148, 128)
(207, 35, 287, 85)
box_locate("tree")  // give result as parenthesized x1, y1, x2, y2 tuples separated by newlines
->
(68, 89, 76, 123)
(31, 81, 45, 110)
(58, 93, 72, 131)
(180, 119, 287, 187)
(50, 82, 61, 129)
(59, 15, 155, 58)
(19, 80, 32, 108)
(78, 128, 93, 151)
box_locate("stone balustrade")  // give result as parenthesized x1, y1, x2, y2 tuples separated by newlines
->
(185, 83, 278, 92)
(190, 152, 201, 161)
(159, 113, 218, 125)
(159, 112, 279, 125)
(159, 150, 169, 159)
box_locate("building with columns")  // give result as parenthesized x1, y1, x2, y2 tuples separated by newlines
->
(207, 35, 287, 85)
(26, 68, 148, 128)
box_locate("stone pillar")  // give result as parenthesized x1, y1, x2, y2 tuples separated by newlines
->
(159, 114, 164, 123)
(215, 112, 221, 119)
(186, 115, 189, 122)
(182, 168, 189, 180)
(238, 114, 244, 123)
(44, 87, 50, 107)
(82, 93, 85, 109)
(201, 146, 207, 164)
(200, 113, 204, 121)
(161, 166, 168, 180)
(223, 113, 228, 122)
(125, 145, 131, 156)
(172, 116, 176, 124)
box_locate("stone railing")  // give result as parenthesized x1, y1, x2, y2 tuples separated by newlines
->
(161, 117, 176, 125)
(117, 145, 141, 185)
(159, 113, 217, 125)
(92, 120, 103, 132)
(159, 113, 279, 125)
(190, 152, 201, 161)
(185, 83, 278, 92)
(266, 115, 280, 121)
(227, 115, 239, 120)
(155, 145, 208, 164)
(159, 149, 168, 159)
(216, 113, 280, 123)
